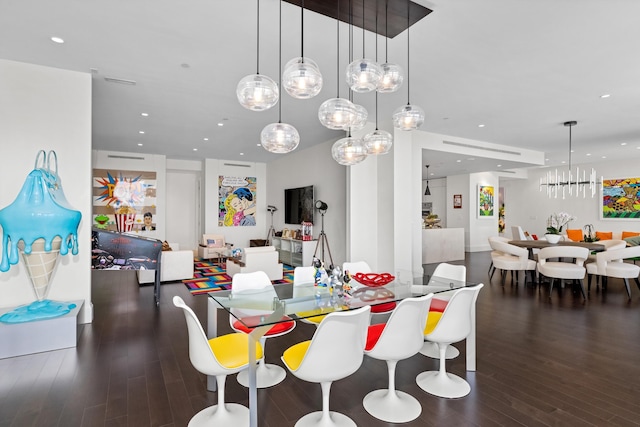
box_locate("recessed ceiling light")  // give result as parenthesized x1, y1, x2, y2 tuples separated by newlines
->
(137, 143, 143, 146)
(217, 122, 224, 127)
(570, 149, 575, 153)
(141, 113, 149, 117)
(51, 36, 64, 44)
(586, 153, 592, 156)
(139, 131, 145, 134)
(621, 142, 627, 146)
(203, 138, 209, 141)
(478, 124, 485, 128)
(600, 94, 611, 98)
(561, 161, 566, 164)
(456, 159, 461, 163)
(497, 164, 502, 167)
(193, 148, 198, 151)
(240, 153, 245, 156)
(256, 143, 261, 146)
(602, 156, 606, 159)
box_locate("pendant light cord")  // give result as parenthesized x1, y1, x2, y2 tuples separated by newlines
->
(406, 0, 411, 105)
(256, 0, 260, 74)
(362, 0, 365, 57)
(385, 0, 389, 63)
(278, 0, 282, 123)
(375, 2, 379, 130)
(349, 0, 353, 102)
(336, 0, 340, 97)
(568, 123, 572, 170)
(301, 0, 305, 62)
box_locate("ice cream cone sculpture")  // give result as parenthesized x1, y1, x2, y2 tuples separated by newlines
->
(19, 237, 62, 301)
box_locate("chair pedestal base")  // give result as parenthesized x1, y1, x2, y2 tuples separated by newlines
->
(420, 341, 459, 359)
(416, 370, 471, 398)
(295, 411, 356, 427)
(237, 362, 286, 388)
(188, 403, 248, 427)
(363, 389, 421, 423)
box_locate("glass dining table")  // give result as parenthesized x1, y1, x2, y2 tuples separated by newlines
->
(206, 274, 479, 427)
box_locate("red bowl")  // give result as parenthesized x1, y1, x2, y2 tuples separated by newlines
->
(352, 272, 395, 287)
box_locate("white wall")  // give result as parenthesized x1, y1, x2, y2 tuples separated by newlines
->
(203, 159, 267, 249)
(267, 139, 347, 267)
(502, 159, 640, 239)
(0, 60, 93, 322)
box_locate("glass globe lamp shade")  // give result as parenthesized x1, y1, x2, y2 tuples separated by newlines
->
(377, 63, 404, 93)
(363, 130, 393, 155)
(236, 74, 279, 111)
(318, 98, 355, 130)
(282, 57, 323, 99)
(331, 135, 367, 166)
(393, 104, 425, 131)
(260, 122, 300, 154)
(349, 104, 368, 132)
(346, 58, 382, 93)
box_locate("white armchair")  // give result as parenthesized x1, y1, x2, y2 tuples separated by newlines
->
(137, 242, 194, 284)
(197, 234, 227, 261)
(226, 246, 283, 281)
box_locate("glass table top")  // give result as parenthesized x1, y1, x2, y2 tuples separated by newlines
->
(208, 274, 473, 329)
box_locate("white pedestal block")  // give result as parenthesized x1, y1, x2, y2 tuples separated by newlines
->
(0, 300, 84, 359)
(422, 228, 465, 264)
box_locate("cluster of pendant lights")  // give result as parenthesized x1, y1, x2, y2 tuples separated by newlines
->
(236, 0, 424, 165)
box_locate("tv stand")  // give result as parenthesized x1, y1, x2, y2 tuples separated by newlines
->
(272, 237, 316, 267)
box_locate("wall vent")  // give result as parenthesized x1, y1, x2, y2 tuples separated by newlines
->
(443, 140, 522, 156)
(107, 155, 145, 160)
(104, 77, 137, 85)
(223, 163, 251, 168)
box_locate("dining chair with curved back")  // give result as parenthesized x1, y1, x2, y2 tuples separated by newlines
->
(416, 284, 484, 399)
(229, 271, 296, 388)
(491, 240, 537, 286)
(173, 296, 263, 426)
(537, 246, 589, 299)
(421, 262, 466, 360)
(343, 260, 396, 316)
(488, 236, 510, 278)
(363, 293, 434, 423)
(292, 265, 326, 325)
(586, 246, 640, 299)
(281, 306, 371, 427)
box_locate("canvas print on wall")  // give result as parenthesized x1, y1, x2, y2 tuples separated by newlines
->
(219, 176, 257, 227)
(478, 185, 495, 218)
(93, 169, 157, 234)
(602, 177, 640, 219)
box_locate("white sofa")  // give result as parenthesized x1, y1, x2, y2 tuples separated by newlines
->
(226, 246, 283, 281)
(137, 243, 194, 284)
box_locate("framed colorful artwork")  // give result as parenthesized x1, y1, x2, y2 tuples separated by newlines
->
(453, 194, 462, 209)
(478, 185, 495, 218)
(601, 177, 640, 220)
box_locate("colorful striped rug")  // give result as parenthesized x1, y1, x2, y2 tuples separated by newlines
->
(183, 258, 294, 295)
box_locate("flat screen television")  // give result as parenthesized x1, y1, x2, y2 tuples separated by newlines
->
(284, 185, 314, 225)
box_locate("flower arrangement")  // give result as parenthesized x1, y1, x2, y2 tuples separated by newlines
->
(546, 212, 576, 235)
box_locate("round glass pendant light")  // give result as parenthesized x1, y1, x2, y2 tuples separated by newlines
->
(377, 1, 403, 93)
(319, 97, 355, 130)
(377, 62, 403, 93)
(282, 57, 323, 99)
(363, 129, 393, 154)
(393, 0, 424, 131)
(393, 104, 425, 131)
(236, 0, 278, 111)
(331, 134, 367, 165)
(237, 74, 279, 111)
(349, 104, 368, 131)
(346, 59, 382, 93)
(261, 122, 300, 153)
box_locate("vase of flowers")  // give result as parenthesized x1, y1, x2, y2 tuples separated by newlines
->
(545, 212, 575, 243)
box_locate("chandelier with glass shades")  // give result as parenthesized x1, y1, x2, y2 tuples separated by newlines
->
(238, 0, 427, 164)
(539, 121, 602, 199)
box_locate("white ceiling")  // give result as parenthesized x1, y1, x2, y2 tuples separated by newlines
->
(1, 0, 639, 180)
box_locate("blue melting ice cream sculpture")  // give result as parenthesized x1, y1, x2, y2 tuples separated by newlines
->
(0, 150, 81, 323)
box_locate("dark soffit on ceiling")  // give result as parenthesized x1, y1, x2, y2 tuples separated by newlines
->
(282, 0, 432, 38)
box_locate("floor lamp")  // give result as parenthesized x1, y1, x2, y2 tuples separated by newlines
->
(313, 200, 334, 268)
(266, 205, 277, 245)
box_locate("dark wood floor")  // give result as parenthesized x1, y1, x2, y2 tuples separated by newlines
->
(2, 251, 640, 427)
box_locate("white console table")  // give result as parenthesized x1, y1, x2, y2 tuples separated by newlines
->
(422, 228, 465, 264)
(272, 237, 316, 267)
